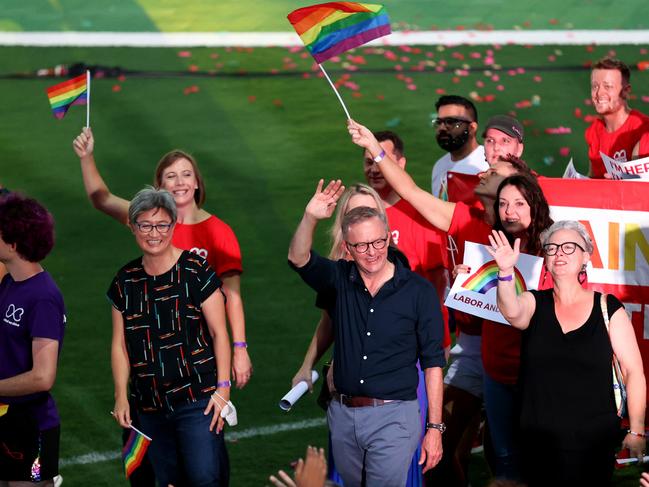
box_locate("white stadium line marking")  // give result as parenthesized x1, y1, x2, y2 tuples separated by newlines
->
(59, 417, 327, 468)
(3, 30, 649, 47)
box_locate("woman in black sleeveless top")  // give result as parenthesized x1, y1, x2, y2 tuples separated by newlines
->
(486, 220, 645, 486)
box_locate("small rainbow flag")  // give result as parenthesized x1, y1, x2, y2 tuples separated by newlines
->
(122, 426, 152, 478)
(45, 73, 88, 119)
(462, 261, 527, 295)
(288, 2, 391, 64)
(0, 403, 8, 418)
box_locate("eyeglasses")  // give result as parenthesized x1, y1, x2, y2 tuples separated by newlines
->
(346, 236, 389, 253)
(134, 222, 173, 234)
(433, 117, 472, 129)
(542, 242, 585, 256)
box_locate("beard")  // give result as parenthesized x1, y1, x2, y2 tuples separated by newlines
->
(436, 129, 470, 152)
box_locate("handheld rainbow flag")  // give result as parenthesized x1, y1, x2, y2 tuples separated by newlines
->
(287, 2, 391, 64)
(45, 71, 91, 126)
(122, 425, 152, 478)
(287, 2, 391, 119)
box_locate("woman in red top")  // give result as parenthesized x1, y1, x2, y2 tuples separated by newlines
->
(73, 128, 252, 388)
(478, 174, 553, 480)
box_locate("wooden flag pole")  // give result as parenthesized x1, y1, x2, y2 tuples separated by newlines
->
(86, 70, 91, 128)
(318, 63, 351, 120)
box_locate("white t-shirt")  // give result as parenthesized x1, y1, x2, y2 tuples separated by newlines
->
(431, 145, 487, 201)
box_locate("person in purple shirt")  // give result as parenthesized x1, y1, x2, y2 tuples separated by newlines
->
(0, 193, 66, 485)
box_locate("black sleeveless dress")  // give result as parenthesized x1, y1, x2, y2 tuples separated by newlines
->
(519, 290, 623, 486)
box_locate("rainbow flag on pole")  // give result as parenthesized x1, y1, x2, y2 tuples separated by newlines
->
(122, 426, 152, 478)
(288, 2, 391, 64)
(45, 73, 88, 119)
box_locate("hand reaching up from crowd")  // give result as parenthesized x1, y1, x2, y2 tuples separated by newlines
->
(305, 179, 345, 222)
(72, 127, 95, 159)
(486, 230, 520, 274)
(346, 119, 382, 156)
(295, 446, 327, 487)
(268, 446, 327, 487)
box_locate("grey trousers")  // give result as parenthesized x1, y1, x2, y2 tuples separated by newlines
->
(327, 399, 421, 487)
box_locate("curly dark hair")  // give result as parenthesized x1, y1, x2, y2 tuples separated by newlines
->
(0, 193, 55, 262)
(493, 175, 553, 256)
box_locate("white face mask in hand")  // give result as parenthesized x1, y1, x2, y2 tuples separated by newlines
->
(212, 391, 238, 427)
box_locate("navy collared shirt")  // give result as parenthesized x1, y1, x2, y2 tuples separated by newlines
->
(290, 250, 445, 400)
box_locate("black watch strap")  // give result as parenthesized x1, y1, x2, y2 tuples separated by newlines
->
(426, 422, 446, 433)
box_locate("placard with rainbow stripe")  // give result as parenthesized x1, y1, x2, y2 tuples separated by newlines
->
(461, 261, 527, 295)
(444, 241, 544, 325)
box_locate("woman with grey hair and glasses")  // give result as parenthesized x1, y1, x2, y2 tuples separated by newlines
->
(108, 187, 232, 486)
(486, 219, 645, 486)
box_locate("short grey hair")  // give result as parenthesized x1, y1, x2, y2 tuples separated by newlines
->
(128, 186, 177, 225)
(540, 220, 594, 253)
(341, 206, 389, 240)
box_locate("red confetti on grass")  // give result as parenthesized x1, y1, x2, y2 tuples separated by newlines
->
(188, 65, 199, 72)
(273, 99, 283, 107)
(436, 88, 446, 95)
(248, 95, 256, 103)
(545, 127, 572, 134)
(183, 85, 199, 95)
(533, 75, 542, 82)
(515, 100, 532, 108)
(376, 94, 385, 100)
(574, 108, 583, 118)
(178, 51, 191, 57)
(559, 147, 571, 157)
(112, 85, 121, 92)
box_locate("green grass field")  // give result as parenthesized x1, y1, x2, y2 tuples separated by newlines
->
(1, 42, 648, 485)
(2, 1, 649, 485)
(4, 0, 649, 31)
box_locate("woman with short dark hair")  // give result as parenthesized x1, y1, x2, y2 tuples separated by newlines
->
(109, 187, 232, 486)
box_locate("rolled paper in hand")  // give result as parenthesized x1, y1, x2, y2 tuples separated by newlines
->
(279, 370, 319, 411)
(615, 455, 649, 464)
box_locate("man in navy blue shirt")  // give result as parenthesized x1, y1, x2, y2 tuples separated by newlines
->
(288, 180, 446, 487)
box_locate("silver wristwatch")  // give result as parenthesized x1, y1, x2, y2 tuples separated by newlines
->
(426, 422, 446, 433)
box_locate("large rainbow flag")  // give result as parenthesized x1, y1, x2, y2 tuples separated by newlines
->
(122, 426, 151, 478)
(45, 73, 88, 119)
(288, 2, 391, 64)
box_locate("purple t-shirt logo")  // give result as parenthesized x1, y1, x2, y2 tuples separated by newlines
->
(3, 303, 24, 327)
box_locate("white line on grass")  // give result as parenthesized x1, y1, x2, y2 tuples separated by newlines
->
(59, 417, 327, 468)
(3, 30, 649, 47)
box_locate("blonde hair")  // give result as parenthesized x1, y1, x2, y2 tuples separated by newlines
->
(328, 183, 386, 259)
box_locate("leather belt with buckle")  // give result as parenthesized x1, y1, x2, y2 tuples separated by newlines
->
(332, 392, 389, 408)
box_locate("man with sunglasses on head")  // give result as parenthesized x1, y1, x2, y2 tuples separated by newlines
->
(432, 95, 487, 200)
(289, 181, 446, 487)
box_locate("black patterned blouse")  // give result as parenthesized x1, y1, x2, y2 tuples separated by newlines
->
(108, 250, 223, 413)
